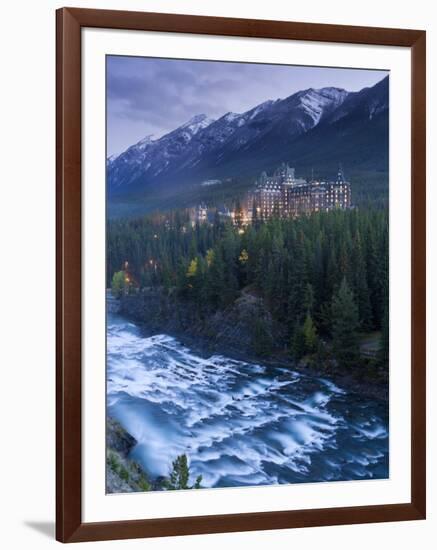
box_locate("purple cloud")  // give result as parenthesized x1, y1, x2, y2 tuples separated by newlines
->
(107, 55, 388, 157)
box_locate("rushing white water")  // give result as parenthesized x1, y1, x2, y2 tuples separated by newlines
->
(107, 312, 389, 489)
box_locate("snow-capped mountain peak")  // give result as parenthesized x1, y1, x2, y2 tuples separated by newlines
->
(107, 153, 118, 164)
(180, 114, 215, 134)
(223, 112, 241, 123)
(107, 76, 388, 202)
(135, 134, 155, 150)
(248, 99, 276, 120)
(297, 87, 349, 126)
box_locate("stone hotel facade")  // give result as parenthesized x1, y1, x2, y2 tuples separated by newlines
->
(251, 163, 351, 220)
(190, 163, 352, 226)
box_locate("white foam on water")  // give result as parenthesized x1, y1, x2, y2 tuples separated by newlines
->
(319, 378, 347, 395)
(107, 316, 389, 488)
(354, 424, 388, 440)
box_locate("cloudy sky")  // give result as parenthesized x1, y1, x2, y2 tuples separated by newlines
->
(107, 55, 388, 157)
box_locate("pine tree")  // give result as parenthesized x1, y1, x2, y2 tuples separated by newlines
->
(221, 227, 239, 304)
(379, 302, 389, 368)
(312, 232, 326, 306)
(303, 312, 318, 354)
(291, 323, 306, 362)
(303, 283, 315, 315)
(378, 268, 389, 368)
(351, 232, 372, 330)
(253, 317, 273, 357)
(166, 454, 189, 490)
(205, 246, 225, 306)
(331, 278, 360, 369)
(286, 231, 307, 330)
(164, 454, 202, 490)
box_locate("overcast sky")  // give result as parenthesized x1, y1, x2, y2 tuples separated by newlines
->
(107, 55, 388, 157)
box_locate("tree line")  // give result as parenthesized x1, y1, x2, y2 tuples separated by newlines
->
(107, 207, 388, 370)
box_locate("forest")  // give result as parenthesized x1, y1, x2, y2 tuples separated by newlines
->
(107, 207, 389, 372)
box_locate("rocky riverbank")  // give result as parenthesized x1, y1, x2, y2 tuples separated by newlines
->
(117, 287, 388, 401)
(119, 286, 282, 357)
(106, 417, 156, 493)
(106, 416, 204, 492)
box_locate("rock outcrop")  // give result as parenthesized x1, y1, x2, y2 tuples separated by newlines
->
(119, 286, 285, 357)
(106, 417, 152, 493)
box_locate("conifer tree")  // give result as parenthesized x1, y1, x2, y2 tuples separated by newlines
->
(205, 246, 225, 306)
(351, 232, 372, 330)
(286, 231, 307, 329)
(379, 302, 389, 367)
(253, 317, 273, 357)
(331, 278, 360, 369)
(303, 312, 318, 354)
(291, 323, 306, 362)
(164, 454, 202, 490)
(303, 283, 315, 315)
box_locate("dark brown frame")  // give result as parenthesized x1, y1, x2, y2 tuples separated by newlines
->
(56, 7, 426, 543)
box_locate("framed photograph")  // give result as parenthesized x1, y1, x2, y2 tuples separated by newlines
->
(56, 7, 426, 543)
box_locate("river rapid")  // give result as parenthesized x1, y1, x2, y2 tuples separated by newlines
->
(107, 310, 389, 489)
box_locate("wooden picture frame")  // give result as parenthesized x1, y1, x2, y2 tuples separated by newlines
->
(56, 7, 426, 543)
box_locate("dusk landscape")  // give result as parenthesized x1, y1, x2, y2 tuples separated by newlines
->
(105, 56, 389, 494)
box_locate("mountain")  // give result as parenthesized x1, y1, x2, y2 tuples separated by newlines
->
(108, 76, 388, 214)
(108, 114, 215, 192)
(286, 76, 389, 176)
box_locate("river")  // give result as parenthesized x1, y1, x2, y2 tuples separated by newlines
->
(107, 310, 389, 489)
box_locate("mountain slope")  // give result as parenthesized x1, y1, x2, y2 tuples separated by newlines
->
(108, 114, 215, 192)
(107, 76, 388, 213)
(288, 76, 389, 175)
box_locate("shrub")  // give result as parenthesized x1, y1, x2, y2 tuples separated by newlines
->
(164, 454, 202, 490)
(138, 476, 151, 492)
(107, 452, 120, 473)
(119, 465, 130, 482)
